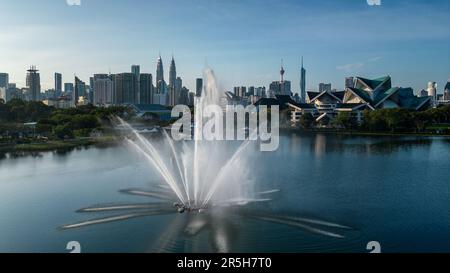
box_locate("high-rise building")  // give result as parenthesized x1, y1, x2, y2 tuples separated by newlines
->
(196, 78, 203, 97)
(114, 73, 137, 104)
(234, 86, 247, 98)
(188, 92, 195, 106)
(154, 80, 168, 105)
(131, 65, 140, 103)
(427, 81, 437, 101)
(156, 55, 164, 86)
(175, 77, 182, 105)
(248, 86, 255, 96)
(0, 73, 9, 89)
(300, 57, 306, 103)
(345, 77, 355, 88)
(319, 83, 332, 93)
(54, 73, 62, 93)
(94, 78, 114, 105)
(168, 57, 178, 106)
(64, 83, 74, 94)
(179, 86, 190, 106)
(140, 73, 154, 104)
(169, 57, 177, 88)
(74, 76, 86, 105)
(26, 66, 41, 101)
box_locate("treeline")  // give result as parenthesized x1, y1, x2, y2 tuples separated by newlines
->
(0, 99, 132, 139)
(300, 105, 450, 134)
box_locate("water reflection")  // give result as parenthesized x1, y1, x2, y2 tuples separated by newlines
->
(61, 186, 355, 253)
(296, 133, 435, 156)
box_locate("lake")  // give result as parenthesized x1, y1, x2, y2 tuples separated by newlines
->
(0, 133, 449, 253)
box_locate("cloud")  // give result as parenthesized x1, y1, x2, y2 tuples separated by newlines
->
(337, 56, 382, 72)
(368, 56, 382, 62)
(336, 62, 364, 72)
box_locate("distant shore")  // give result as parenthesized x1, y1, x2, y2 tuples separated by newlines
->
(0, 136, 119, 154)
(281, 127, 450, 138)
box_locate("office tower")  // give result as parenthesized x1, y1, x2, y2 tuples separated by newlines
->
(131, 65, 140, 103)
(179, 86, 190, 105)
(300, 57, 306, 102)
(169, 57, 176, 89)
(167, 57, 177, 106)
(345, 77, 355, 88)
(74, 76, 86, 105)
(0, 73, 9, 89)
(196, 78, 203, 97)
(248, 86, 255, 96)
(64, 83, 74, 93)
(175, 77, 182, 105)
(156, 55, 164, 86)
(54, 73, 62, 93)
(114, 73, 137, 104)
(140, 73, 154, 104)
(189, 92, 195, 106)
(427, 81, 437, 101)
(319, 83, 332, 93)
(154, 80, 168, 105)
(94, 78, 114, 105)
(26, 66, 41, 101)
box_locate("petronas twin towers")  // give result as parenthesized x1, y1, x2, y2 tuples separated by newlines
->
(155, 55, 183, 106)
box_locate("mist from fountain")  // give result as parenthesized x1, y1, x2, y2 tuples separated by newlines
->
(117, 68, 261, 209)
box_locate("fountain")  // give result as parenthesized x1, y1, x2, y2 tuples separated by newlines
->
(115, 68, 267, 212)
(61, 69, 354, 252)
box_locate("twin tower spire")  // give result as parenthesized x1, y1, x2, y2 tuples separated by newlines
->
(156, 54, 177, 88)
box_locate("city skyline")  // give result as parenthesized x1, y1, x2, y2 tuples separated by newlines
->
(1, 0, 449, 93)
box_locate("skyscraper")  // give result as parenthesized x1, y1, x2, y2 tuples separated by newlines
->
(131, 65, 140, 103)
(64, 83, 74, 93)
(156, 55, 164, 86)
(54, 73, 62, 94)
(0, 73, 9, 89)
(140, 73, 154, 104)
(196, 78, 203, 97)
(175, 77, 182, 104)
(300, 57, 306, 103)
(74, 76, 86, 105)
(26, 66, 41, 101)
(94, 78, 114, 105)
(168, 57, 177, 106)
(115, 73, 137, 104)
(169, 56, 177, 88)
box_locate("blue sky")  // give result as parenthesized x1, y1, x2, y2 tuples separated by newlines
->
(1, 0, 449, 94)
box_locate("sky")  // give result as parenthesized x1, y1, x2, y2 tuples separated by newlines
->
(1, 0, 449, 94)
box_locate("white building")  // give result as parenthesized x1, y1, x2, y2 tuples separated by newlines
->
(94, 78, 114, 105)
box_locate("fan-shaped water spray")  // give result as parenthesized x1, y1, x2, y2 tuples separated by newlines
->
(117, 68, 261, 210)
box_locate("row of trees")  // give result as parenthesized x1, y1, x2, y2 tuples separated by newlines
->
(0, 99, 132, 139)
(299, 105, 450, 133)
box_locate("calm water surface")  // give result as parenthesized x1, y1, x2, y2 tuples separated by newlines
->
(0, 133, 449, 253)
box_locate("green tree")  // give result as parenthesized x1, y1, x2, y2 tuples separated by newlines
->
(300, 113, 315, 129)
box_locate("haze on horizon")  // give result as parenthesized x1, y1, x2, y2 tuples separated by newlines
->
(0, 0, 449, 94)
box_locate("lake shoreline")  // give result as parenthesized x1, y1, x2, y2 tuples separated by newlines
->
(280, 128, 450, 138)
(1, 129, 449, 155)
(0, 136, 120, 154)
